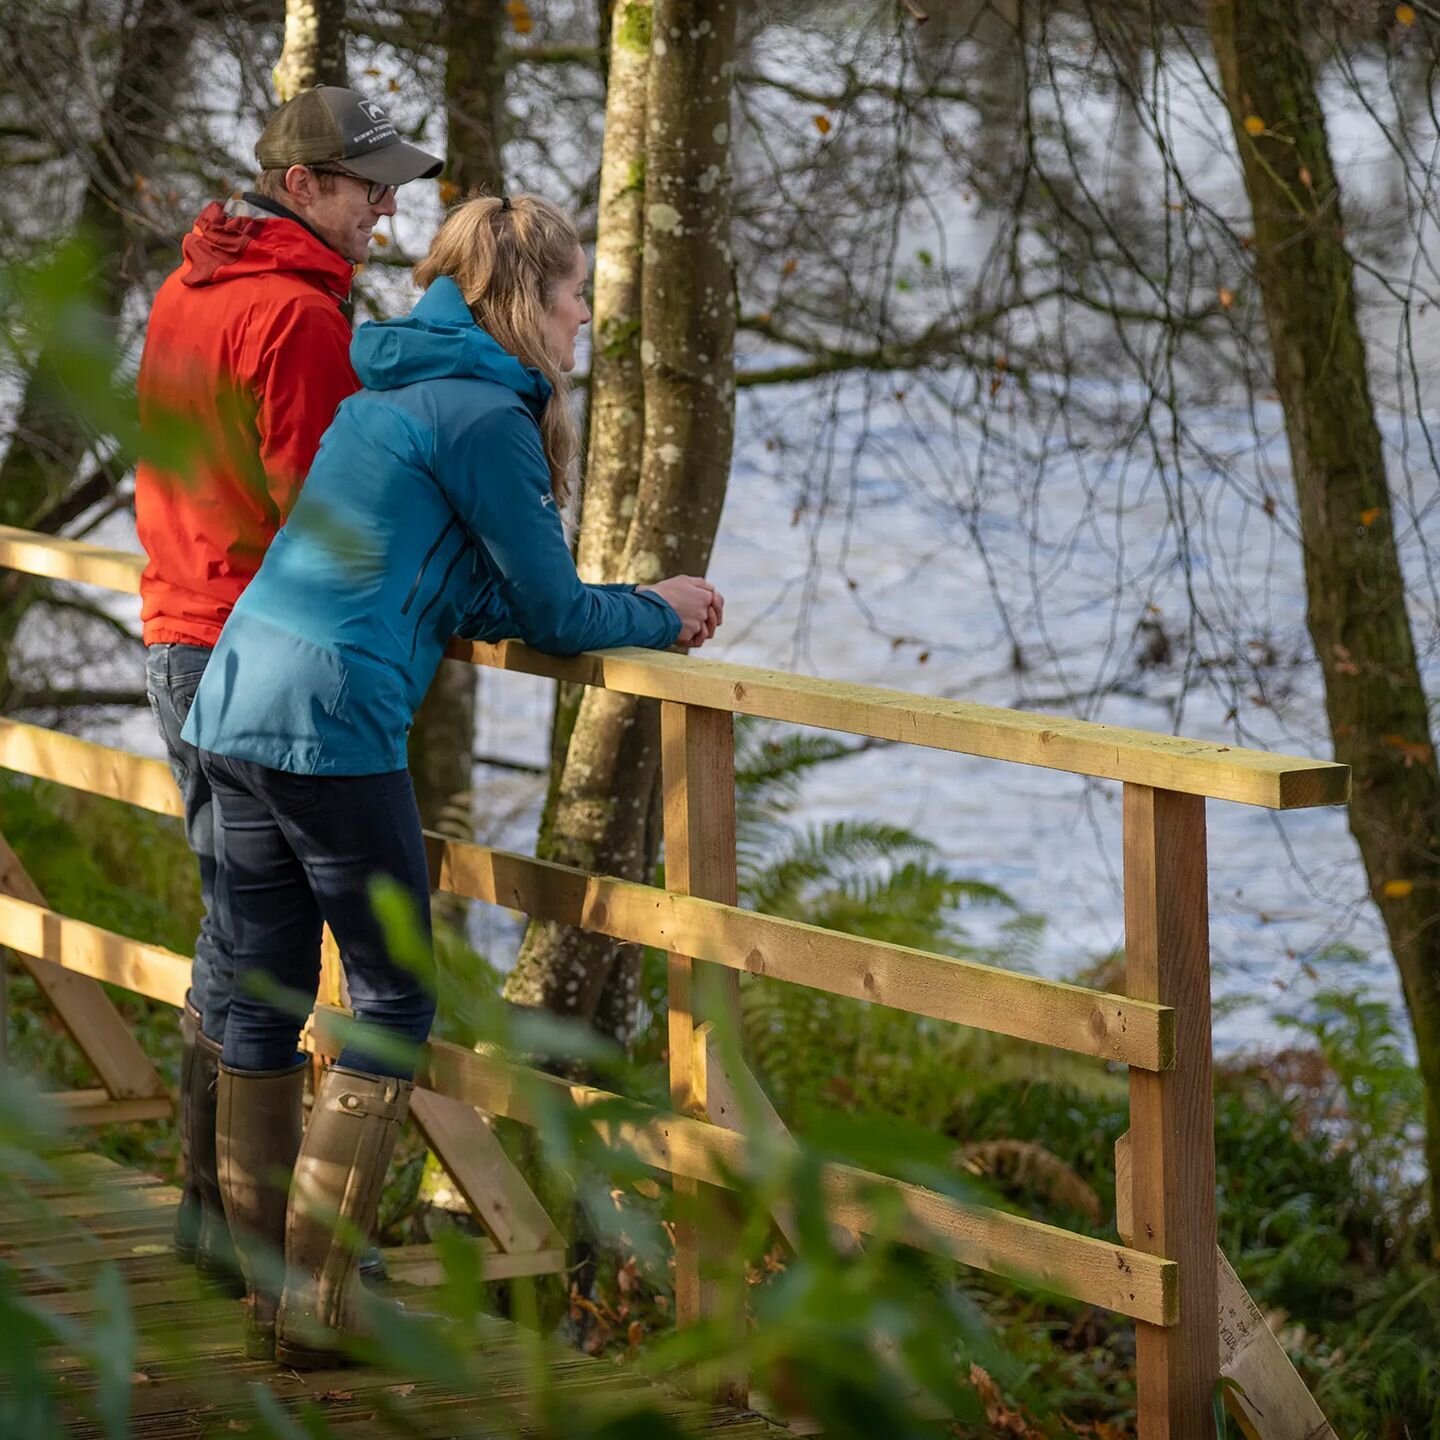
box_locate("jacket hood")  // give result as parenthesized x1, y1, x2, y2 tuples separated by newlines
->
(350, 276, 553, 413)
(179, 198, 354, 299)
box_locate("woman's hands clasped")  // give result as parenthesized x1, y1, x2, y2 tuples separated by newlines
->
(639, 575, 725, 648)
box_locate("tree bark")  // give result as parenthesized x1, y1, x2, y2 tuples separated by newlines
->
(0, 0, 197, 708)
(1208, 0, 1440, 1218)
(441, 0, 506, 197)
(272, 0, 347, 101)
(407, 0, 507, 833)
(505, 0, 658, 1040)
(503, 0, 738, 1046)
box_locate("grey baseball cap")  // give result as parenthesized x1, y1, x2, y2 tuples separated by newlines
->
(255, 86, 443, 186)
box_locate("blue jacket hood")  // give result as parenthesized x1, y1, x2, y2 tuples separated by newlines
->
(350, 276, 553, 415)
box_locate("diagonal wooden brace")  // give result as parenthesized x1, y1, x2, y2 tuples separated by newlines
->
(0, 831, 169, 1106)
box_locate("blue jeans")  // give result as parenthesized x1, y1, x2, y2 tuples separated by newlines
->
(145, 644, 235, 1042)
(199, 754, 436, 1079)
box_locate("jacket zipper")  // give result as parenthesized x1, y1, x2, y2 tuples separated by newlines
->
(409, 542, 471, 659)
(400, 518, 460, 617)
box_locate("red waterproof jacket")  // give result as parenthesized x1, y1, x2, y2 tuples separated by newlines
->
(135, 197, 357, 647)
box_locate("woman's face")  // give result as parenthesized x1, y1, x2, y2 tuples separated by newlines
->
(544, 245, 590, 373)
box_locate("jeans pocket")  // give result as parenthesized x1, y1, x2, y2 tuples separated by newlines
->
(254, 766, 324, 817)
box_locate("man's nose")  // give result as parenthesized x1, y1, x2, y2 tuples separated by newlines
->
(377, 191, 398, 218)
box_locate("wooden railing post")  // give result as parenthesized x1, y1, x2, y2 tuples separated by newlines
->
(1124, 785, 1218, 1437)
(661, 700, 746, 1406)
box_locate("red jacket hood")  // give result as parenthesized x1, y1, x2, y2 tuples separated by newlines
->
(179, 198, 354, 300)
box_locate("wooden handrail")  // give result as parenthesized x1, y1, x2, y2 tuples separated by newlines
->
(0, 524, 1349, 808)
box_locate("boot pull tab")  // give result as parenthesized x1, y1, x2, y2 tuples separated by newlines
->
(335, 1085, 404, 1120)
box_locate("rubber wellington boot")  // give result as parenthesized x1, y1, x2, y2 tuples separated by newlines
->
(172, 998, 203, 1263)
(190, 1029, 244, 1295)
(274, 1066, 411, 1370)
(216, 1060, 307, 1360)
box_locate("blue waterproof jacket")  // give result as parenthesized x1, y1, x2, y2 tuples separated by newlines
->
(182, 276, 680, 775)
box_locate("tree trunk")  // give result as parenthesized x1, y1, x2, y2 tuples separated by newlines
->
(0, 0, 197, 707)
(440, 0, 506, 197)
(407, 0, 508, 833)
(503, 0, 738, 1047)
(1208, 0, 1440, 1219)
(273, 0, 347, 101)
(505, 0, 657, 1038)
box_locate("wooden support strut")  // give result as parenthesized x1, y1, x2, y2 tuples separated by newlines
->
(1124, 786, 1219, 1439)
(662, 701, 748, 1408)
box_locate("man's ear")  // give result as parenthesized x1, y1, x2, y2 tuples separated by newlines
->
(284, 164, 315, 207)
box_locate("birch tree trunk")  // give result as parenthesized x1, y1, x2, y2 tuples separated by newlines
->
(1208, 0, 1440, 1219)
(407, 0, 506, 834)
(273, 0, 347, 101)
(503, 0, 738, 1046)
(0, 0, 197, 708)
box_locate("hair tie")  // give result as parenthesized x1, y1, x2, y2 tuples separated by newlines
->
(499, 195, 512, 212)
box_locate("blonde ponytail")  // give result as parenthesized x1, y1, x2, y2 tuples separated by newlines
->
(414, 194, 580, 504)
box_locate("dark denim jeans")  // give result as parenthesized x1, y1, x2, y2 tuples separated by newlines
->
(145, 644, 235, 1042)
(199, 753, 436, 1079)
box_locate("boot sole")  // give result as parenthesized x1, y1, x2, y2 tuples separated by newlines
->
(274, 1336, 354, 1371)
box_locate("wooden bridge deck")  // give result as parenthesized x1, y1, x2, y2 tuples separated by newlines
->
(2, 1151, 784, 1439)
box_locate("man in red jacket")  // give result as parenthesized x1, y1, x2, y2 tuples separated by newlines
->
(135, 86, 440, 1282)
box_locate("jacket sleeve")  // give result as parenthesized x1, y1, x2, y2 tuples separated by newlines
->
(254, 299, 358, 523)
(440, 404, 681, 655)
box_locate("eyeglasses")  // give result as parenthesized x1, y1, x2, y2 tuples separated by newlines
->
(309, 166, 396, 206)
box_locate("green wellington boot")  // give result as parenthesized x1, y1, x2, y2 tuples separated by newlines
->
(190, 1028, 244, 1295)
(274, 1066, 412, 1370)
(216, 1060, 307, 1360)
(172, 998, 203, 1263)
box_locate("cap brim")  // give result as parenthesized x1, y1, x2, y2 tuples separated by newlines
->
(344, 141, 443, 185)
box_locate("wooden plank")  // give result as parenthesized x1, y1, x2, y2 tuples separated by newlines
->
(1116, 1134, 1338, 1440)
(0, 892, 190, 1008)
(0, 528, 1347, 807)
(694, 1023, 803, 1252)
(450, 639, 1348, 810)
(1124, 786, 1218, 1438)
(381, 1240, 568, 1286)
(0, 719, 1176, 1070)
(661, 702, 747, 1408)
(361, 1022, 1179, 1325)
(0, 523, 143, 594)
(44, 1089, 173, 1126)
(409, 1088, 563, 1254)
(0, 833, 171, 1102)
(435, 839, 1174, 1070)
(0, 719, 182, 817)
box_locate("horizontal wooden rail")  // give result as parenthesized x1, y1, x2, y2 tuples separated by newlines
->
(0, 890, 1177, 1323)
(432, 839, 1171, 1068)
(0, 893, 190, 1008)
(336, 1012, 1179, 1326)
(0, 721, 1173, 1068)
(0, 526, 1348, 807)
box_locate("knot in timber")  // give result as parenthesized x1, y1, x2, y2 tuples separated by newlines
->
(745, 946, 765, 974)
(1089, 1008, 1108, 1043)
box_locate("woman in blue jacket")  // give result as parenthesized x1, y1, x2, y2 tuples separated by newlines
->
(182, 193, 721, 1368)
